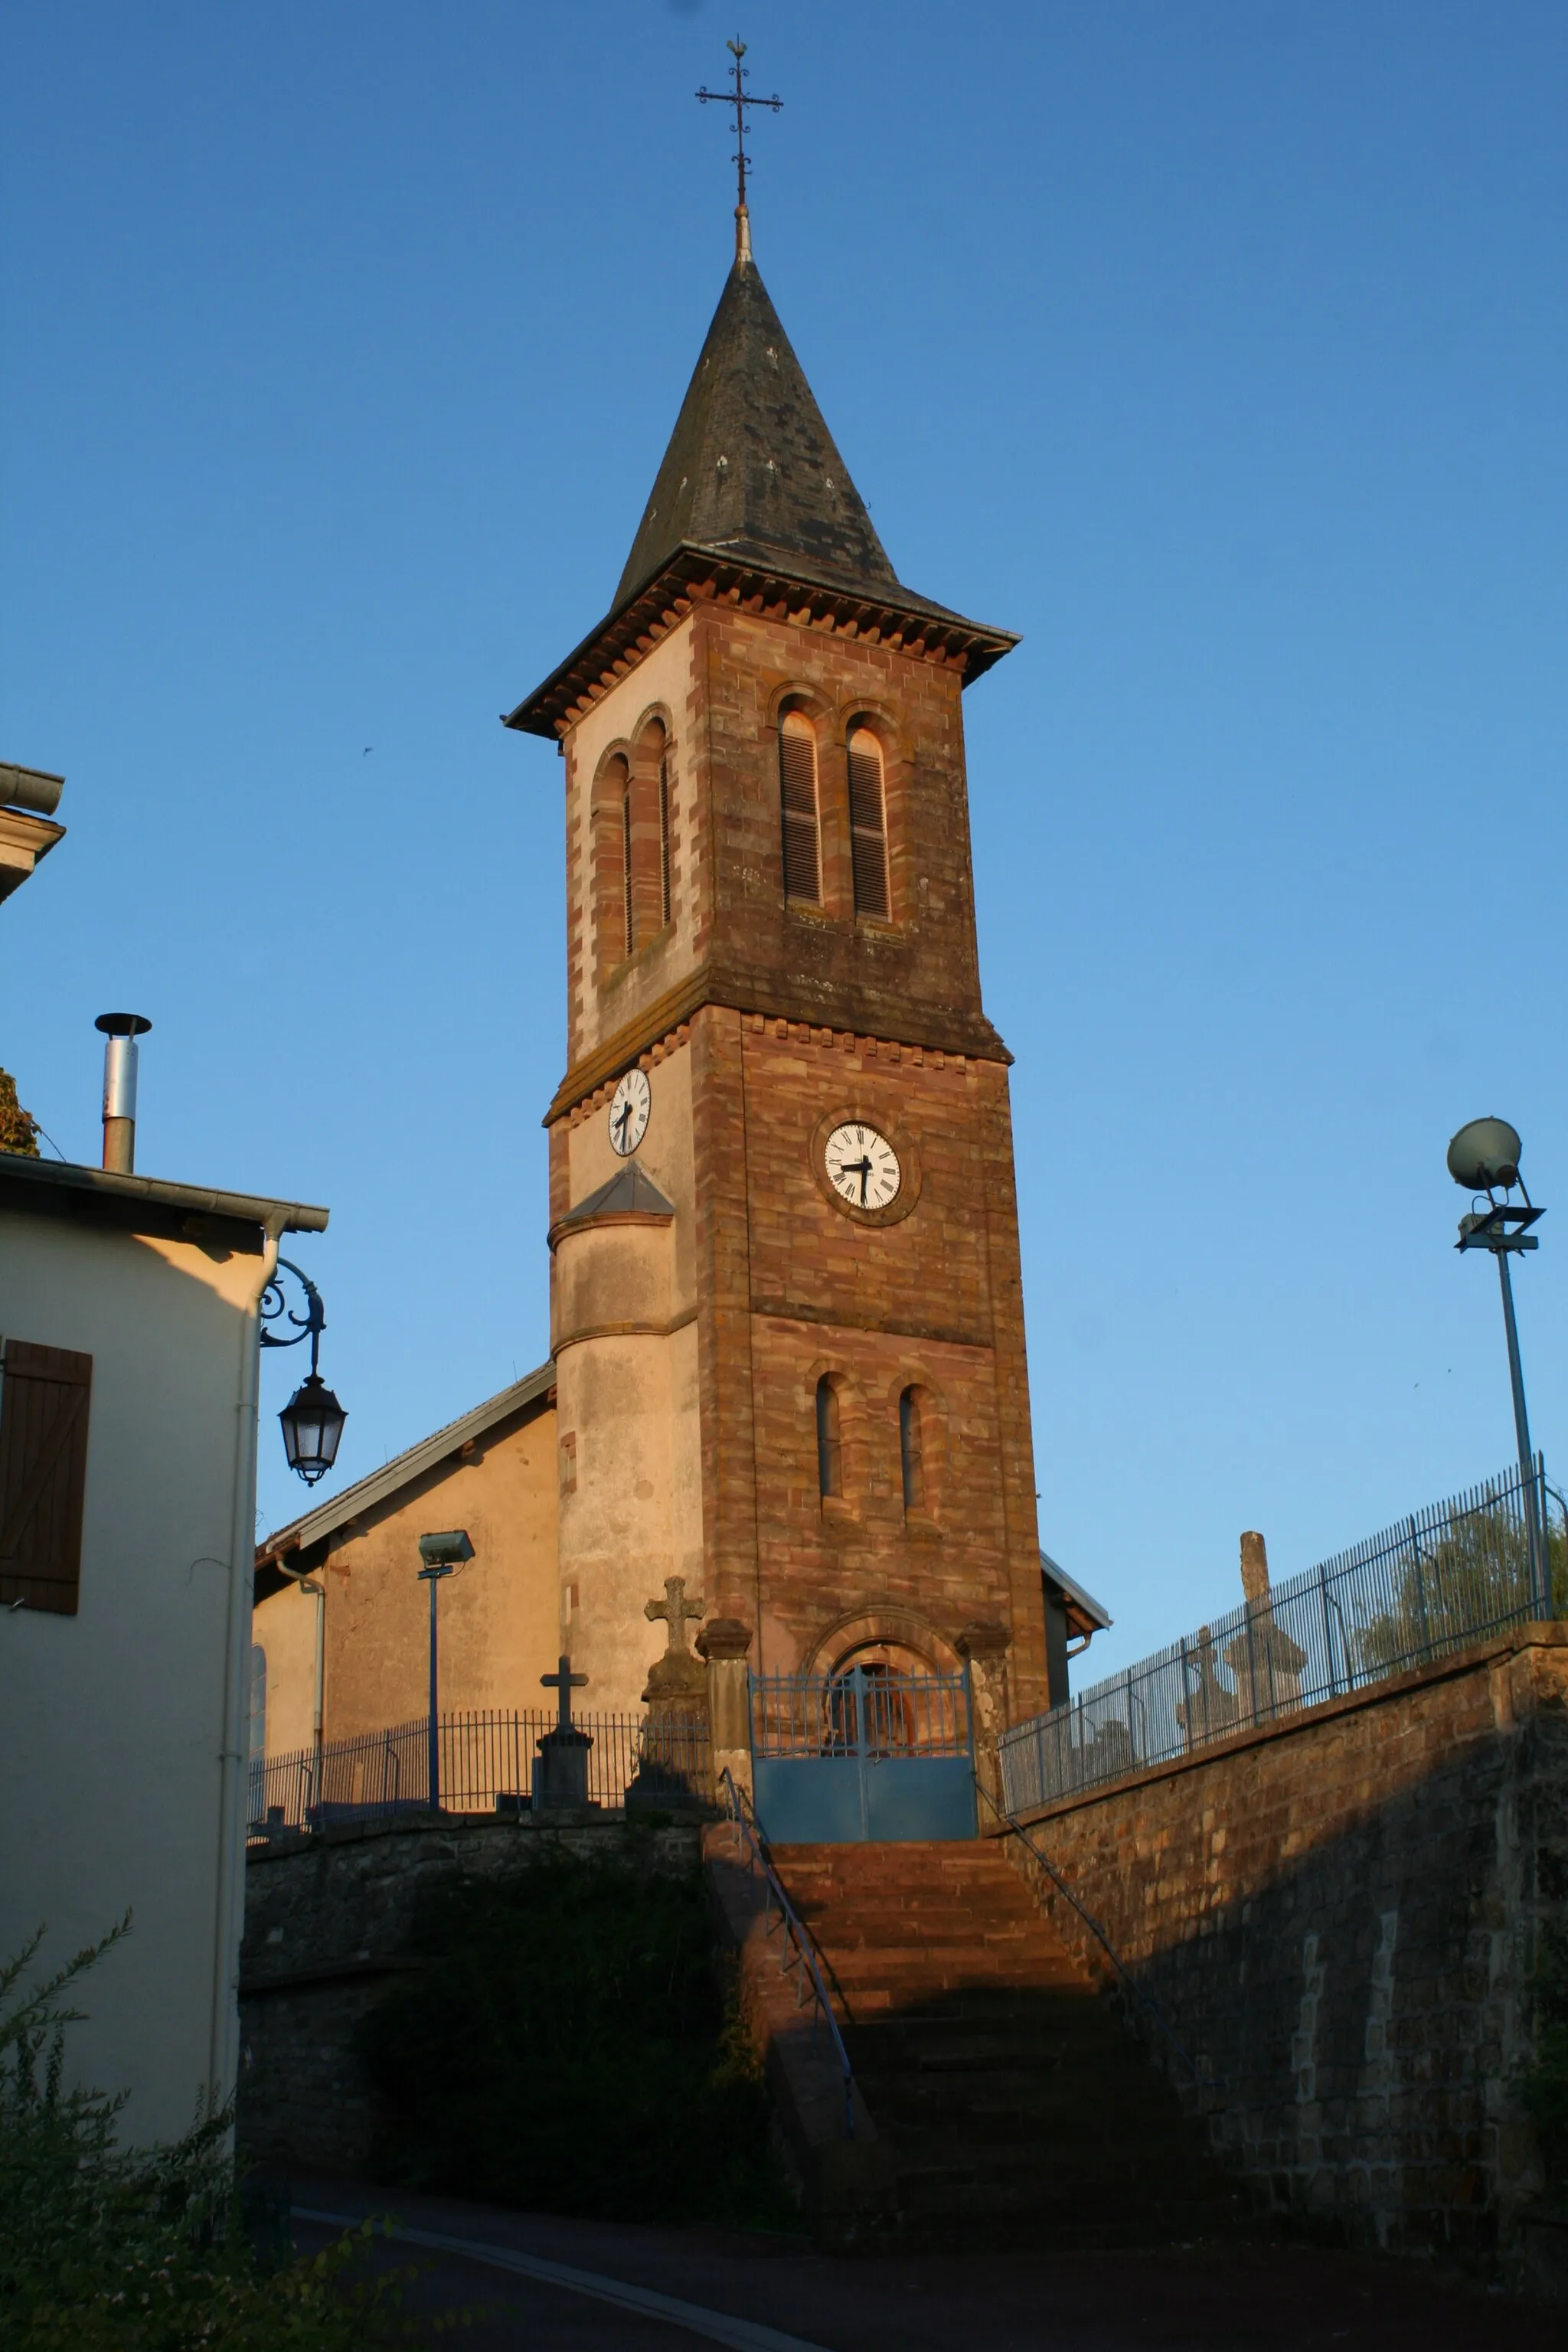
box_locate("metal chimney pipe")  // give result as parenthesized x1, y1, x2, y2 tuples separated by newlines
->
(95, 1012, 152, 1174)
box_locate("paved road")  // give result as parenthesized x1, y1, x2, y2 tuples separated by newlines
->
(292, 2177, 1554, 2350)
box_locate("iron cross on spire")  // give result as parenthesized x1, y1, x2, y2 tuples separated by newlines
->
(697, 38, 781, 260)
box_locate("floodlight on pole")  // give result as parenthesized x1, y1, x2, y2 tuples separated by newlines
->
(416, 1530, 474, 1810)
(1447, 1118, 1549, 1610)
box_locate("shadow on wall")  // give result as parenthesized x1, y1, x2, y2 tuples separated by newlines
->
(1000, 1628, 1568, 2291)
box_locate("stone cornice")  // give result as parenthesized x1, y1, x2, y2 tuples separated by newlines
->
(544, 964, 1011, 1126)
(504, 547, 1018, 744)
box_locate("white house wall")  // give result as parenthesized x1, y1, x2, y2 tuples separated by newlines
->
(0, 1209, 270, 2144)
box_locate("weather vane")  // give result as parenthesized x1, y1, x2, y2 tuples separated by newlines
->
(697, 38, 781, 257)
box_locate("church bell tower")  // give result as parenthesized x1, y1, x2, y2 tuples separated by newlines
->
(507, 168, 1048, 1720)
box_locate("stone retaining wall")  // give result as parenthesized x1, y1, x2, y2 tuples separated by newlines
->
(997, 1625, 1568, 2289)
(237, 1813, 700, 2177)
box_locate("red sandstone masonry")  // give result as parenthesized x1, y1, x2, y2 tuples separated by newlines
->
(996, 1625, 1568, 2282)
(545, 599, 1050, 1704)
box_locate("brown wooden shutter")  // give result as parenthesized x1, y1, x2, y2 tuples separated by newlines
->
(848, 730, 889, 918)
(0, 1339, 93, 1615)
(621, 779, 635, 957)
(779, 719, 821, 903)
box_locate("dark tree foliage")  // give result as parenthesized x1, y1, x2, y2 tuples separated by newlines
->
(0, 1066, 40, 1156)
(356, 1847, 793, 2227)
(1356, 1497, 1567, 1678)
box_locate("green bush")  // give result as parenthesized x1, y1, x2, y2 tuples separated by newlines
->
(1356, 1494, 1567, 1677)
(356, 1843, 795, 2229)
(0, 1923, 416, 2348)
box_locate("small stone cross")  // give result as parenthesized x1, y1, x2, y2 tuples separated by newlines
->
(645, 1576, 704, 1658)
(541, 1654, 588, 1731)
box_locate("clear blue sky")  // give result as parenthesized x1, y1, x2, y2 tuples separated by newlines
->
(3, 3, 1563, 1684)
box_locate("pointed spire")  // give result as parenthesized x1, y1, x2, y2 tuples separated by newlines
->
(614, 250, 902, 610)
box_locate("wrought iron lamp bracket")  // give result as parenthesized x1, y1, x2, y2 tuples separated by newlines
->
(260, 1256, 326, 1374)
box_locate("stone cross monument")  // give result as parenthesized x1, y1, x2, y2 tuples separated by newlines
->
(534, 1654, 592, 1809)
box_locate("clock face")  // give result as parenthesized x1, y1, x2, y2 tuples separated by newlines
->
(608, 1068, 651, 1157)
(825, 1122, 901, 1212)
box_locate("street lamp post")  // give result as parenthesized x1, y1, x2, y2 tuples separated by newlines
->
(416, 1530, 475, 1811)
(1447, 1117, 1549, 1612)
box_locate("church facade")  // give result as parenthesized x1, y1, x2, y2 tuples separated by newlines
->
(253, 212, 1091, 1751)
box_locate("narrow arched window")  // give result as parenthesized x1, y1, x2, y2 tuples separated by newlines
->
(848, 725, 889, 918)
(658, 750, 671, 927)
(621, 768, 635, 959)
(899, 1387, 924, 1512)
(779, 710, 821, 904)
(816, 1376, 842, 1500)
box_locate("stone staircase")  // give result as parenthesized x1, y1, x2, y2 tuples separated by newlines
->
(767, 1839, 1247, 2249)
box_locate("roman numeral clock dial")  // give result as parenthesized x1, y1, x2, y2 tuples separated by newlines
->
(608, 1068, 650, 1155)
(825, 1122, 900, 1211)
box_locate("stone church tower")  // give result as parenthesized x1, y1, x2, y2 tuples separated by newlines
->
(506, 216, 1049, 1720)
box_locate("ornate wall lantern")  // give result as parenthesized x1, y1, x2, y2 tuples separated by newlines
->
(262, 1257, 347, 1485)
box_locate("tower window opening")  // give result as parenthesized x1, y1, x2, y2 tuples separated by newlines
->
(658, 753, 671, 927)
(848, 725, 889, 918)
(622, 770, 635, 960)
(899, 1386, 924, 1511)
(779, 710, 822, 904)
(816, 1376, 842, 1501)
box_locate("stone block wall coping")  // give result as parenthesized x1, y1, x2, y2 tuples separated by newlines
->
(996, 1620, 1568, 1833)
(245, 1809, 701, 1867)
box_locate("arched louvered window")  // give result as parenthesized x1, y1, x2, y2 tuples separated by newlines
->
(621, 767, 635, 960)
(779, 710, 822, 904)
(848, 725, 889, 918)
(899, 1387, 924, 1512)
(816, 1376, 842, 1500)
(658, 750, 671, 928)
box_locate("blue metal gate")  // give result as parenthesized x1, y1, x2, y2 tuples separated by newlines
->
(750, 1665, 976, 1843)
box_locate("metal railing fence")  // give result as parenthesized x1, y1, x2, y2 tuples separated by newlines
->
(750, 1665, 970, 1759)
(1001, 1458, 1563, 1818)
(249, 1706, 712, 1833)
(717, 1769, 858, 2138)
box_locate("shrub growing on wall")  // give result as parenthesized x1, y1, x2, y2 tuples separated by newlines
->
(355, 1844, 792, 2227)
(1, 1924, 416, 2347)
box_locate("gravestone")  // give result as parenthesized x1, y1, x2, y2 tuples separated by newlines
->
(533, 1655, 593, 1809)
(628, 1577, 711, 1812)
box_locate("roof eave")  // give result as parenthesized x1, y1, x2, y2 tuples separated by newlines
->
(255, 1357, 557, 1571)
(502, 546, 1018, 744)
(0, 1151, 328, 1241)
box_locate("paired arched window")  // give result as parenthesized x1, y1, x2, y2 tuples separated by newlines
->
(812, 1380, 933, 1516)
(847, 724, 890, 918)
(815, 1376, 842, 1500)
(899, 1387, 925, 1512)
(599, 720, 674, 971)
(779, 710, 822, 904)
(779, 709, 890, 916)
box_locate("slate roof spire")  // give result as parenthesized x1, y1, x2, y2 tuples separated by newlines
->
(613, 234, 904, 611)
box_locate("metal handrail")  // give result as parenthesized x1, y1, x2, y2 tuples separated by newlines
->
(717, 1769, 856, 2138)
(973, 1769, 1210, 2086)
